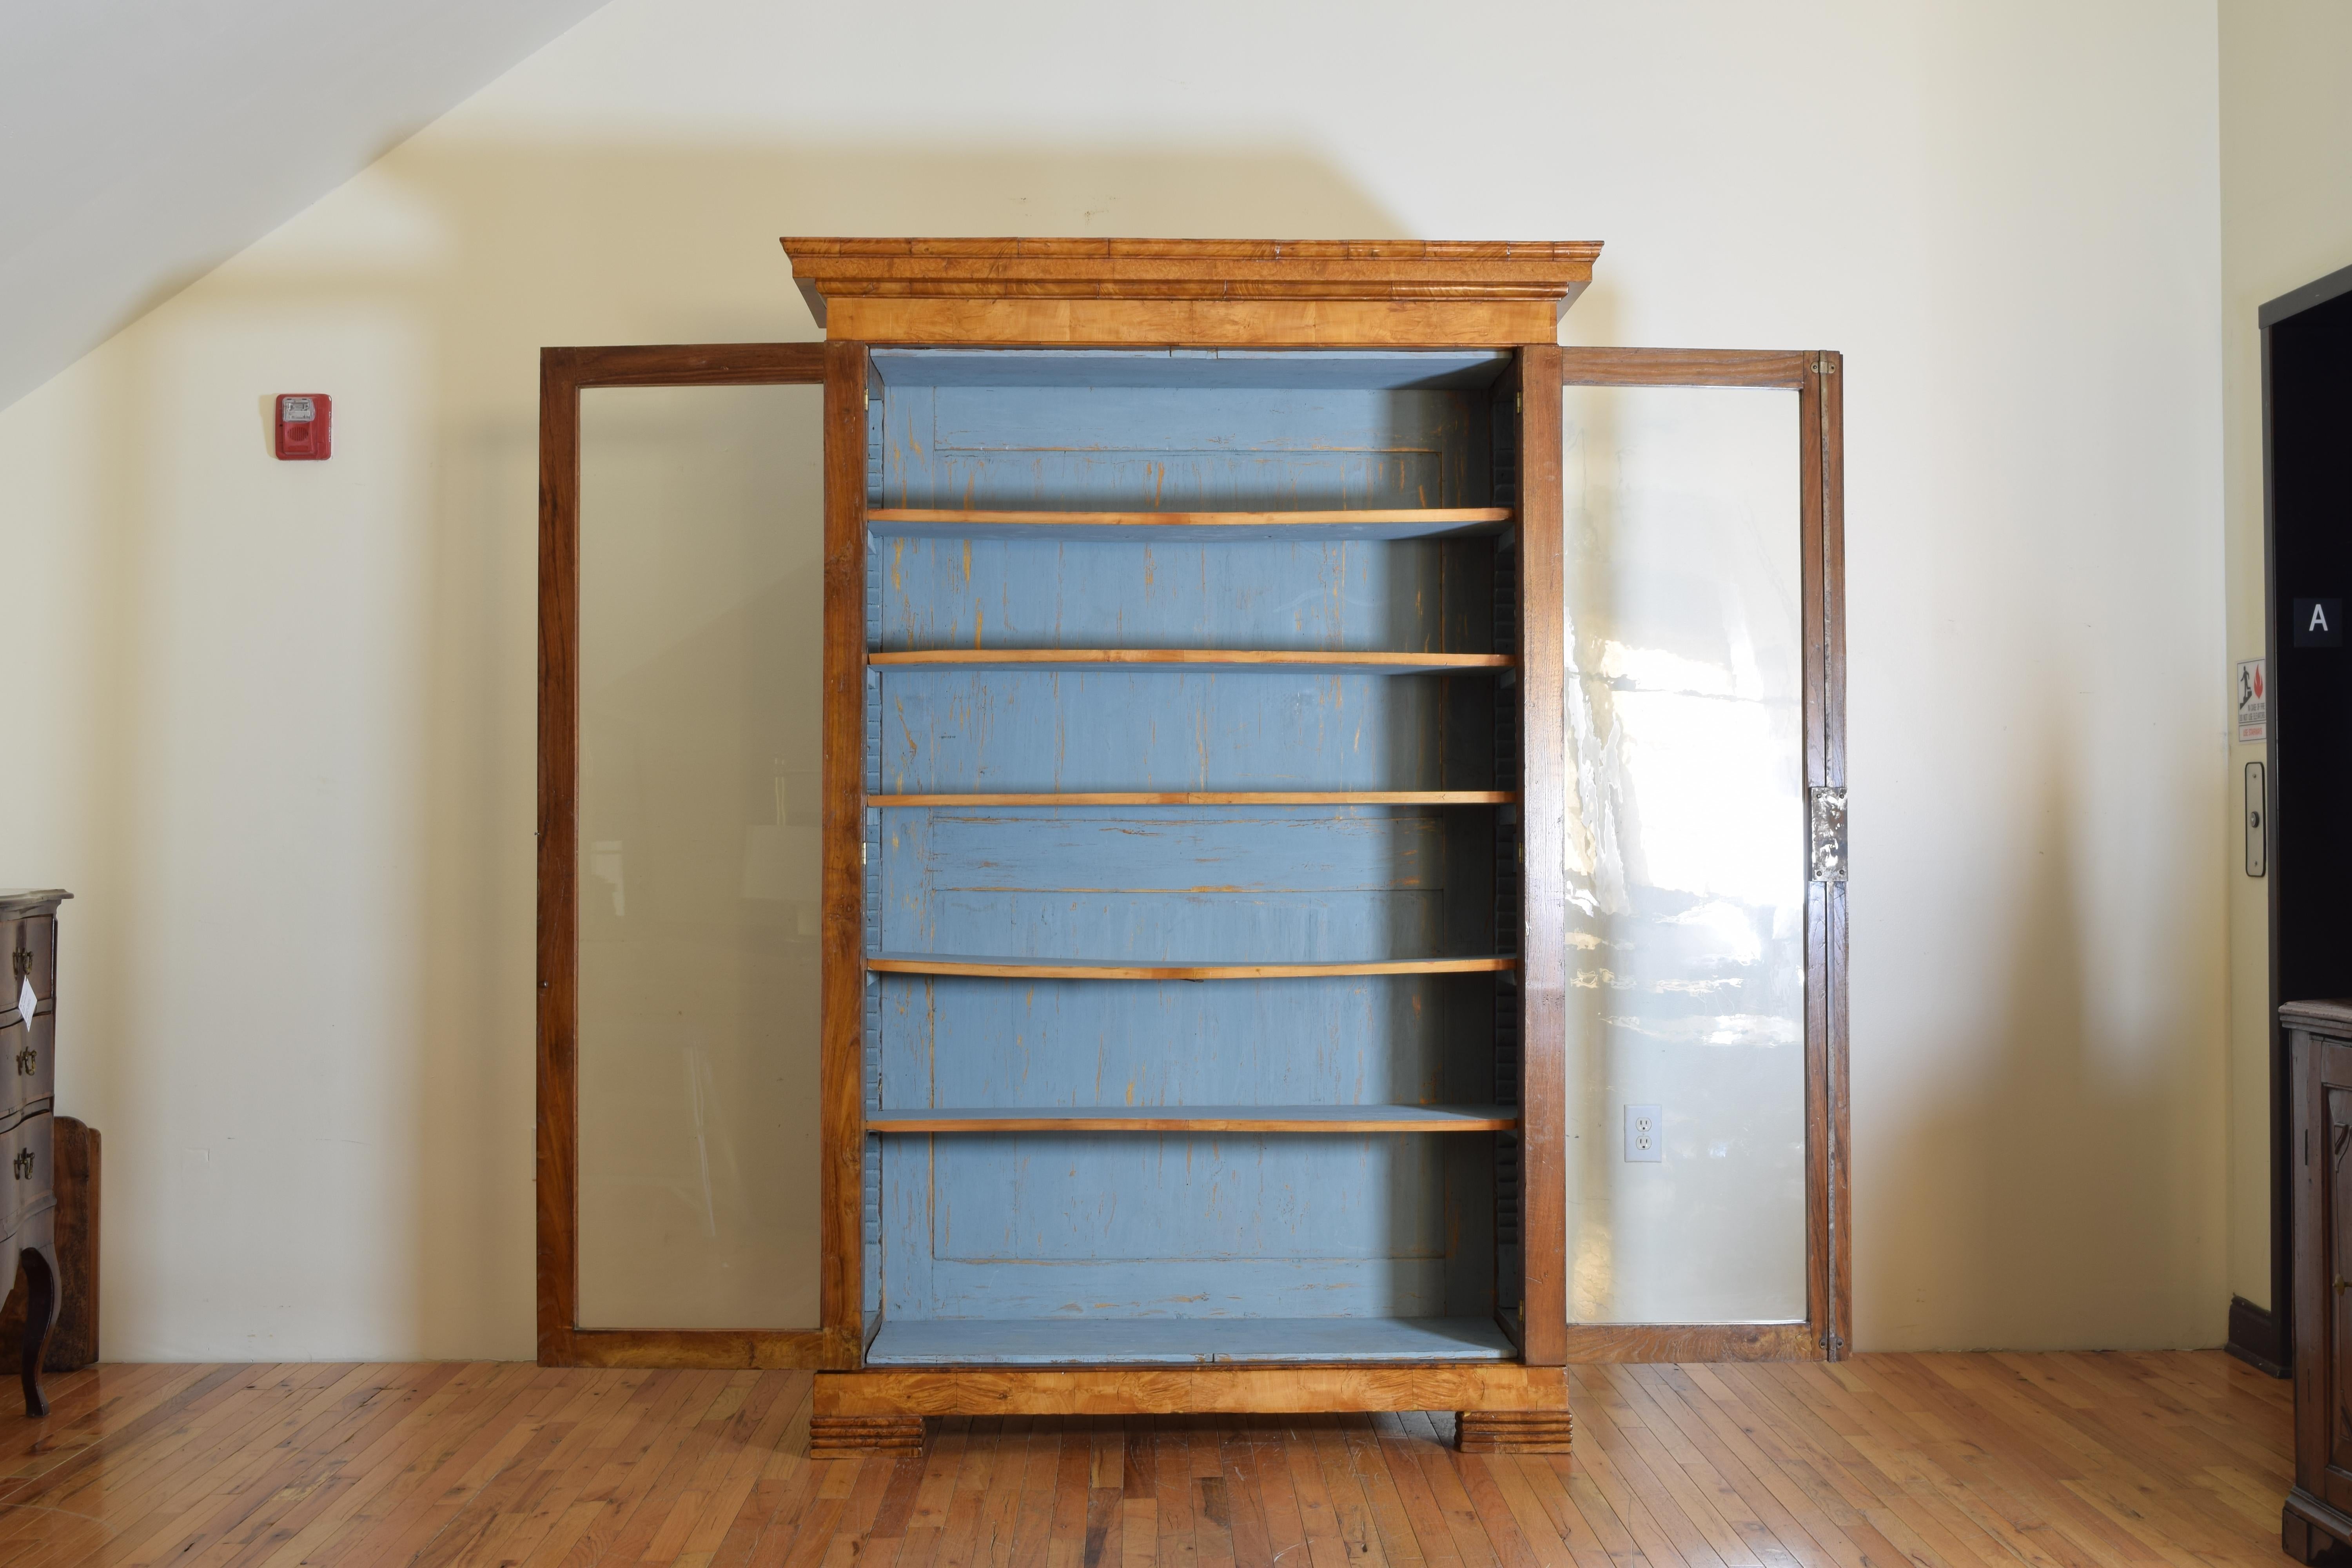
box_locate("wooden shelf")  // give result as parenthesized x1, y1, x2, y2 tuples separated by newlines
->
(867, 954, 1516, 981)
(864, 1315, 1518, 1367)
(869, 650, 1512, 675)
(866, 506, 1513, 541)
(868, 790, 1516, 807)
(867, 1105, 1519, 1134)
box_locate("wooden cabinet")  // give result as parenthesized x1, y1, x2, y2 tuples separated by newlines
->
(0, 889, 66, 1416)
(2287, 1000, 2352, 1555)
(535, 241, 1850, 1457)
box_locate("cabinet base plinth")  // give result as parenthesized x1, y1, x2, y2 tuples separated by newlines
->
(816, 1362, 1566, 1421)
(809, 1414, 928, 1459)
(1456, 1409, 1573, 1454)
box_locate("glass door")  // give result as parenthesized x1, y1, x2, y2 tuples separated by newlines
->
(539, 344, 856, 1367)
(1543, 348, 1846, 1360)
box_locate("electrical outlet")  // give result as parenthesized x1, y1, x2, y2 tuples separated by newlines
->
(1625, 1104, 1662, 1163)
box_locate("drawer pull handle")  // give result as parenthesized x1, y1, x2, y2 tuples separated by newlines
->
(13, 1044, 32, 1076)
(8, 947, 27, 981)
(10, 1149, 30, 1180)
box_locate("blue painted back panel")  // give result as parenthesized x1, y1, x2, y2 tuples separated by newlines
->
(866, 369, 1501, 1332)
(877, 808, 1483, 961)
(876, 672, 1492, 794)
(881, 385, 1491, 513)
(877, 973, 1492, 1111)
(863, 1316, 1514, 1366)
(876, 536, 1466, 653)
(882, 1134, 1494, 1319)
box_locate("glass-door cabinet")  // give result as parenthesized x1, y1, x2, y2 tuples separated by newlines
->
(537, 241, 1846, 1457)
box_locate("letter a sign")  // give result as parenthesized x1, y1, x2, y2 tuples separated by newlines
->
(2294, 598, 2343, 648)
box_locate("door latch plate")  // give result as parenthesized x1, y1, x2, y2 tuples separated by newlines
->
(1809, 787, 1847, 884)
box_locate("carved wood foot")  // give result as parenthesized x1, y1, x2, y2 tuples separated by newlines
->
(1455, 1409, 1572, 1454)
(809, 1414, 927, 1459)
(2284, 1498, 2352, 1565)
(2285, 1509, 2324, 1565)
(18, 1243, 57, 1419)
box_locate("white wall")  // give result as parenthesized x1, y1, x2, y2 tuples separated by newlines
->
(0, 0, 2229, 1359)
(0, 0, 608, 412)
(2218, 0, 2352, 1315)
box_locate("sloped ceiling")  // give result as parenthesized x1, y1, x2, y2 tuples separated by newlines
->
(0, 0, 608, 412)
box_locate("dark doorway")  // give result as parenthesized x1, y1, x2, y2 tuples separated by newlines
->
(2245, 263, 2352, 1377)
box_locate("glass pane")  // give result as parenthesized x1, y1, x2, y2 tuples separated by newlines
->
(576, 383, 825, 1329)
(1560, 384, 1807, 1324)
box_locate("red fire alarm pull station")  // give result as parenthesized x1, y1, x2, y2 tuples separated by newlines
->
(274, 394, 330, 460)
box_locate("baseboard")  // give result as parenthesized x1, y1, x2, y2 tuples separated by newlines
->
(2227, 1295, 2289, 1378)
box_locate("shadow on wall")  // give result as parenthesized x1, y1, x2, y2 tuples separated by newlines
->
(1855, 712, 2211, 1351)
(67, 138, 1421, 1357)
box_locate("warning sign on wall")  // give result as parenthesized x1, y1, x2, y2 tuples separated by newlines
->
(2239, 657, 2268, 743)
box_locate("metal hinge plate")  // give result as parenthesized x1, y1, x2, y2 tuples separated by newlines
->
(1809, 786, 1847, 884)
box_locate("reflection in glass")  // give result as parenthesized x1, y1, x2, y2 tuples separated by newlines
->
(577, 384, 824, 1329)
(1561, 386, 1807, 1324)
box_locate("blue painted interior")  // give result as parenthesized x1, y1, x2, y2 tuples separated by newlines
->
(864, 350, 1514, 1355)
(879, 381, 1492, 513)
(866, 1107, 1511, 1129)
(864, 1315, 1515, 1367)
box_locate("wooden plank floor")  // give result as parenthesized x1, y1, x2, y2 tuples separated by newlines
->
(0, 1351, 2292, 1567)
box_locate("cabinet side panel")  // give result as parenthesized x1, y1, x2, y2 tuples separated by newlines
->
(1489, 367, 1524, 1343)
(1516, 347, 1568, 1364)
(823, 341, 870, 1359)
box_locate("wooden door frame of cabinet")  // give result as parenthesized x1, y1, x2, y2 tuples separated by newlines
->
(537, 341, 864, 1370)
(1541, 347, 1850, 1365)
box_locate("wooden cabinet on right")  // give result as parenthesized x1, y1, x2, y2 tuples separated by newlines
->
(2286, 1000, 2352, 1557)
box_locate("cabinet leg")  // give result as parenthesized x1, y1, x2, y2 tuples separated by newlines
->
(18, 1244, 57, 1419)
(809, 1414, 927, 1459)
(1455, 1410, 1573, 1454)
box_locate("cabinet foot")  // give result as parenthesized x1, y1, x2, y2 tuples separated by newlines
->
(1455, 1409, 1572, 1454)
(2285, 1492, 2352, 1564)
(17, 1243, 57, 1419)
(809, 1414, 927, 1459)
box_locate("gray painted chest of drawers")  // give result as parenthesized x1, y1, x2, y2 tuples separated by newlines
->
(2, 889, 66, 1415)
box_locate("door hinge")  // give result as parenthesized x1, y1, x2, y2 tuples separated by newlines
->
(1516, 391, 1524, 415)
(1809, 786, 1847, 884)
(863, 387, 871, 412)
(1813, 354, 1838, 376)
